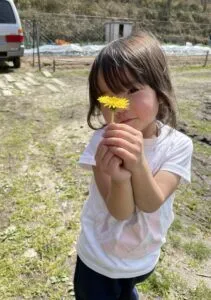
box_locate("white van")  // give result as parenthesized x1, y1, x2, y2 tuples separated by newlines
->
(0, 0, 24, 68)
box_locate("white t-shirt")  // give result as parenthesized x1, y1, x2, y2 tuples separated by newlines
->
(77, 124, 193, 279)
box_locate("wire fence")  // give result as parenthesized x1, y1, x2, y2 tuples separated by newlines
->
(20, 12, 211, 70)
(21, 13, 106, 48)
(20, 12, 211, 48)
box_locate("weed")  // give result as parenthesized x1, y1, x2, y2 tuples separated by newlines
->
(194, 141, 211, 158)
(139, 266, 188, 298)
(168, 233, 182, 249)
(170, 218, 183, 232)
(172, 65, 211, 72)
(186, 224, 201, 237)
(189, 281, 211, 300)
(183, 240, 211, 261)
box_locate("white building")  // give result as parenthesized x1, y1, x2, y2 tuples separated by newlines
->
(104, 21, 133, 42)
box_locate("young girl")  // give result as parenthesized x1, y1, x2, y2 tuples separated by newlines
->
(74, 31, 193, 300)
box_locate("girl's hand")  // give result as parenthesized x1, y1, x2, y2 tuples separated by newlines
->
(102, 123, 145, 173)
(95, 142, 131, 182)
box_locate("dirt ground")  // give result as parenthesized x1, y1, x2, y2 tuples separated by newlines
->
(0, 57, 210, 299)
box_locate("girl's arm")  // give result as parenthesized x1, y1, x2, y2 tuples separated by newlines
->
(93, 143, 135, 220)
(95, 155, 180, 214)
(102, 123, 181, 213)
(131, 159, 180, 212)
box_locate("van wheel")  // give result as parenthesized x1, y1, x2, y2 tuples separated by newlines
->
(13, 57, 21, 68)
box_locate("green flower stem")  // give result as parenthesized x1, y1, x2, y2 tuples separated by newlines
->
(111, 109, 115, 123)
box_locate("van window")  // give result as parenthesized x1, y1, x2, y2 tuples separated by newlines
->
(0, 1, 16, 24)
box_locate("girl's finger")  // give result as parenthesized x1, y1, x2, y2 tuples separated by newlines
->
(108, 146, 136, 163)
(103, 129, 141, 144)
(95, 144, 108, 164)
(102, 150, 115, 168)
(105, 123, 141, 136)
(102, 137, 142, 155)
(107, 155, 121, 171)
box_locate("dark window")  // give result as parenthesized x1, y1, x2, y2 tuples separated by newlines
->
(0, 1, 16, 24)
(119, 24, 124, 38)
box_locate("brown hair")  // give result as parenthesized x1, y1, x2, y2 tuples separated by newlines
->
(87, 31, 176, 129)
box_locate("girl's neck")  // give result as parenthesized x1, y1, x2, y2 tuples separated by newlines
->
(142, 121, 159, 139)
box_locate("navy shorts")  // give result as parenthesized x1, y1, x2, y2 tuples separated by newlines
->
(74, 256, 154, 300)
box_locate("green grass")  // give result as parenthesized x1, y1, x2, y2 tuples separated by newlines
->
(186, 224, 202, 237)
(194, 141, 211, 157)
(138, 256, 211, 299)
(183, 240, 211, 261)
(178, 100, 211, 135)
(138, 266, 188, 298)
(172, 65, 211, 72)
(0, 81, 85, 298)
(189, 282, 211, 300)
(0, 66, 210, 299)
(168, 233, 182, 249)
(54, 68, 90, 78)
(170, 218, 183, 232)
(175, 184, 210, 231)
(0, 172, 78, 298)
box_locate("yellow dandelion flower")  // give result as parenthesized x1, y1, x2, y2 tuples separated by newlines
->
(97, 96, 129, 110)
(97, 95, 129, 123)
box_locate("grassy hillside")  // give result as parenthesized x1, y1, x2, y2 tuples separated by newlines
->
(14, 0, 211, 15)
(17, 1, 211, 46)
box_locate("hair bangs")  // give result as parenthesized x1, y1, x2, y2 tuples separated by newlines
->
(100, 44, 136, 90)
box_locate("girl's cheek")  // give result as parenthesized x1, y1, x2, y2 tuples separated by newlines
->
(130, 92, 141, 102)
(131, 93, 158, 113)
(130, 95, 144, 111)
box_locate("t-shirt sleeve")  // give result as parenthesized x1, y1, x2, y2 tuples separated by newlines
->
(78, 129, 104, 170)
(160, 134, 193, 183)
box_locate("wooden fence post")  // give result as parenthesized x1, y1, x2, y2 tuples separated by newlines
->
(36, 21, 41, 71)
(53, 59, 56, 72)
(32, 19, 35, 67)
(203, 50, 209, 67)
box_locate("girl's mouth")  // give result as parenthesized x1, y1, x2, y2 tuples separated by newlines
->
(119, 118, 136, 124)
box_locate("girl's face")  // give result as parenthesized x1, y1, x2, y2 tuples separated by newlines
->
(98, 75, 159, 138)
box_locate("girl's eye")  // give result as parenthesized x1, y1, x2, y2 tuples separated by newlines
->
(128, 87, 139, 94)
